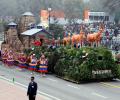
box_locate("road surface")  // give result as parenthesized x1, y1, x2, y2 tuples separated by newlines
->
(0, 63, 120, 100)
(0, 79, 51, 100)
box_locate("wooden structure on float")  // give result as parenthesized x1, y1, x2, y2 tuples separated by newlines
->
(2, 22, 24, 51)
(19, 12, 36, 33)
(2, 12, 52, 52)
(21, 27, 52, 48)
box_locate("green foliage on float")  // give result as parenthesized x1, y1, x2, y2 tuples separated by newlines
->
(24, 45, 119, 82)
(54, 46, 119, 82)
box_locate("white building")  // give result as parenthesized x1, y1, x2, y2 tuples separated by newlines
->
(83, 10, 114, 23)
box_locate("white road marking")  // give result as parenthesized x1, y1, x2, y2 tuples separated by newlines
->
(0, 75, 61, 100)
(1, 79, 51, 100)
(67, 84, 80, 89)
(92, 92, 108, 99)
(47, 78, 58, 82)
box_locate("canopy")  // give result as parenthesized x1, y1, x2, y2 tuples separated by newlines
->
(21, 28, 42, 36)
(22, 12, 34, 16)
(8, 22, 17, 26)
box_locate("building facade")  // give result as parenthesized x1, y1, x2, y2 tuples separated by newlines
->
(83, 9, 114, 23)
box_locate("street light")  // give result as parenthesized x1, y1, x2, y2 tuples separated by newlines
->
(48, 7, 52, 32)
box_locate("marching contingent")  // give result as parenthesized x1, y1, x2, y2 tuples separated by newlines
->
(0, 48, 48, 76)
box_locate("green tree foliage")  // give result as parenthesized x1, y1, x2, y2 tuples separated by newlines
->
(49, 24, 64, 39)
(114, 11, 120, 24)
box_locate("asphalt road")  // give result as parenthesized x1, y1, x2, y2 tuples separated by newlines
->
(0, 63, 120, 100)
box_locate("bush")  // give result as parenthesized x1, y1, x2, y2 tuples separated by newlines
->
(54, 46, 119, 82)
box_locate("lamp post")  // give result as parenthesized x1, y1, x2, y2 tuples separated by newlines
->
(48, 7, 52, 32)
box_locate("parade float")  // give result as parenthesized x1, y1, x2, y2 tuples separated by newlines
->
(45, 24, 120, 83)
(1, 11, 120, 83)
(27, 41, 119, 83)
(30, 35, 120, 83)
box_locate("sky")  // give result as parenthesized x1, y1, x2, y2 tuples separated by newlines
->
(83, 0, 90, 3)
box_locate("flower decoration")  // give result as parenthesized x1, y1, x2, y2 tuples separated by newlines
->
(33, 41, 42, 46)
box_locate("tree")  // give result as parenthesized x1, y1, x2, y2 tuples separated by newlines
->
(114, 11, 120, 24)
(64, 0, 84, 19)
(49, 24, 64, 39)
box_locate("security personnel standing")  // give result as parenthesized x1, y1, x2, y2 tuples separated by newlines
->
(27, 76, 38, 100)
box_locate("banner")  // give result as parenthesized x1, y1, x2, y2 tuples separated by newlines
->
(40, 10, 49, 28)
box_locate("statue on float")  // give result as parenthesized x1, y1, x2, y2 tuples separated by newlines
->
(71, 27, 86, 48)
(62, 24, 104, 47)
(63, 33, 71, 46)
(87, 24, 104, 47)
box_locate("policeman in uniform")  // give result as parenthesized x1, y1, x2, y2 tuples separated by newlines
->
(27, 76, 38, 100)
